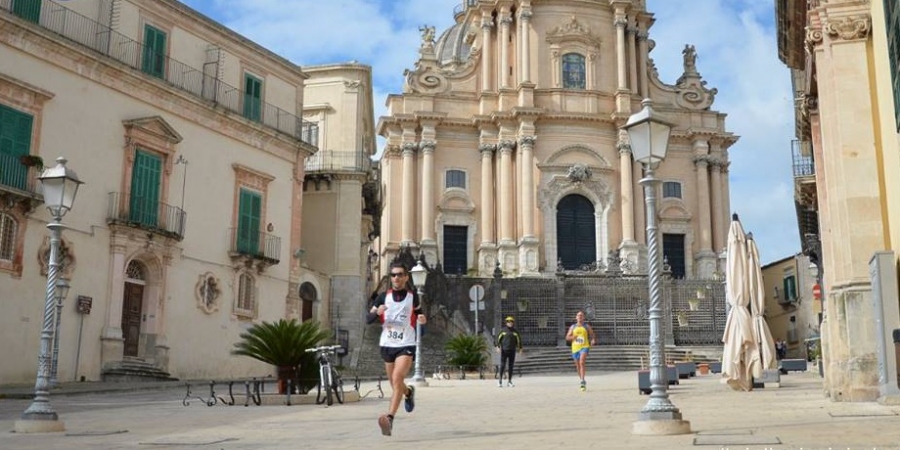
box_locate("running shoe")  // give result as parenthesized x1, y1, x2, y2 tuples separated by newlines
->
(378, 414, 393, 436)
(404, 385, 415, 413)
(507, 381, 515, 387)
(580, 380, 586, 392)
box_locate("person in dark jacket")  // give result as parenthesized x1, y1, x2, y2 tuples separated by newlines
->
(495, 316, 523, 387)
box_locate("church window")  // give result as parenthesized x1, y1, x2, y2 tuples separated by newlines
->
(235, 272, 257, 317)
(562, 53, 586, 90)
(663, 181, 682, 199)
(446, 169, 466, 189)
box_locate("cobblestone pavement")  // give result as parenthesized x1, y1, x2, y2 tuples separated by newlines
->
(1, 370, 899, 450)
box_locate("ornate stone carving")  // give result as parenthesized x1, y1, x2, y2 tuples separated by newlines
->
(343, 80, 362, 91)
(419, 140, 436, 153)
(37, 235, 75, 279)
(692, 154, 714, 166)
(566, 163, 593, 183)
(401, 141, 419, 154)
(806, 26, 824, 48)
(682, 44, 697, 75)
(825, 15, 871, 41)
(419, 25, 436, 51)
(479, 143, 497, 154)
(498, 140, 516, 153)
(404, 65, 451, 94)
(518, 135, 537, 148)
(673, 45, 717, 111)
(546, 16, 601, 47)
(195, 272, 221, 314)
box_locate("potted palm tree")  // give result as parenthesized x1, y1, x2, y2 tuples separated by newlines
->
(232, 319, 330, 394)
(445, 333, 489, 378)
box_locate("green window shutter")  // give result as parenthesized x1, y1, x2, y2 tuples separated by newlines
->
(141, 25, 167, 79)
(129, 150, 162, 227)
(242, 74, 262, 122)
(12, 0, 41, 23)
(0, 104, 34, 191)
(783, 275, 797, 301)
(237, 189, 262, 254)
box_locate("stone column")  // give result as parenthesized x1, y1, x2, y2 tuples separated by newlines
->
(400, 141, 418, 246)
(709, 141, 726, 255)
(499, 11, 512, 89)
(479, 143, 498, 275)
(637, 29, 650, 98)
(101, 245, 126, 367)
(518, 136, 539, 275)
(519, 9, 532, 83)
(692, 139, 716, 278)
(481, 15, 494, 92)
(498, 140, 515, 242)
(613, 7, 630, 112)
(627, 24, 638, 92)
(419, 140, 436, 254)
(618, 134, 635, 243)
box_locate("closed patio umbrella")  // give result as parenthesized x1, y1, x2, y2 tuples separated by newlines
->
(747, 234, 776, 378)
(721, 214, 755, 391)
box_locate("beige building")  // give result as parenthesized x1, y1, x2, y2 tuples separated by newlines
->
(761, 254, 819, 360)
(376, 1, 736, 279)
(777, 0, 900, 401)
(0, 0, 317, 383)
(300, 63, 378, 367)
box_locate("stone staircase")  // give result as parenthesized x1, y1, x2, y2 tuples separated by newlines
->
(101, 358, 178, 382)
(513, 345, 723, 375)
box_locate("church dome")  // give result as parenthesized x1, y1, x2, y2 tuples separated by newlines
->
(434, 21, 473, 66)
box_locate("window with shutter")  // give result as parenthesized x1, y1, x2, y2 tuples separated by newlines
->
(129, 150, 162, 227)
(0, 213, 17, 262)
(243, 74, 262, 122)
(237, 188, 262, 255)
(141, 25, 167, 79)
(12, 0, 41, 23)
(0, 104, 34, 191)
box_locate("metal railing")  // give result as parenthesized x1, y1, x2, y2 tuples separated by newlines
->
(453, 0, 478, 17)
(304, 151, 371, 173)
(0, 0, 318, 145)
(0, 152, 42, 196)
(228, 227, 280, 263)
(107, 192, 186, 240)
(791, 139, 815, 177)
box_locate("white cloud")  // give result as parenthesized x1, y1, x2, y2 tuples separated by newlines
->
(187, 0, 799, 264)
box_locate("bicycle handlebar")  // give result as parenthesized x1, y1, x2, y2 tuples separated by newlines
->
(305, 345, 343, 353)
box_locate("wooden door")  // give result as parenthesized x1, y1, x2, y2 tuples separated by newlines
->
(121, 282, 144, 357)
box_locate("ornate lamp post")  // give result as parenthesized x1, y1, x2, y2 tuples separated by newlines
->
(50, 277, 71, 387)
(409, 258, 428, 386)
(16, 157, 83, 434)
(624, 100, 691, 435)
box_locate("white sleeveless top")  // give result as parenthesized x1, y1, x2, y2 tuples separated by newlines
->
(379, 289, 418, 348)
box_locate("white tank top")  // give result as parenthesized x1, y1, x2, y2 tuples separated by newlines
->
(379, 290, 418, 347)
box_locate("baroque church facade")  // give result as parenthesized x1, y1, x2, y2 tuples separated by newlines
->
(377, 0, 736, 279)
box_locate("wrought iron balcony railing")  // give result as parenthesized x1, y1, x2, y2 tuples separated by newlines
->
(791, 139, 815, 177)
(227, 228, 280, 264)
(304, 150, 372, 173)
(107, 192, 186, 240)
(0, 152, 43, 198)
(0, 0, 318, 146)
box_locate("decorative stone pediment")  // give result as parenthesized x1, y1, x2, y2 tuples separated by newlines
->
(438, 189, 475, 213)
(673, 45, 717, 110)
(542, 145, 611, 170)
(659, 199, 692, 221)
(824, 15, 871, 41)
(195, 272, 221, 314)
(546, 16, 601, 47)
(123, 116, 183, 145)
(404, 64, 451, 95)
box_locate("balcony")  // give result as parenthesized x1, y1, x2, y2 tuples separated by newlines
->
(107, 192, 186, 241)
(227, 227, 280, 270)
(0, 0, 318, 146)
(304, 151, 372, 173)
(791, 140, 814, 177)
(0, 152, 43, 211)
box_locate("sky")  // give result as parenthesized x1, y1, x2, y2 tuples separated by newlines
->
(183, 0, 798, 265)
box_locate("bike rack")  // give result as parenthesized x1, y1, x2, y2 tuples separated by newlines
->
(183, 376, 269, 407)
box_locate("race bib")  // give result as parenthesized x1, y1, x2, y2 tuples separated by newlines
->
(575, 337, 585, 344)
(385, 326, 404, 342)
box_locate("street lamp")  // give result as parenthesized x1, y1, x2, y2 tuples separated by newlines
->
(50, 277, 71, 387)
(16, 157, 83, 434)
(409, 258, 428, 386)
(624, 99, 691, 435)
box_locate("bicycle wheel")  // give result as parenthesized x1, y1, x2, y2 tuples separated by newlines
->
(332, 370, 345, 404)
(316, 365, 327, 405)
(324, 365, 334, 406)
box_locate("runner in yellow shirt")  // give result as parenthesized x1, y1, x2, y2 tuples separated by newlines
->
(565, 311, 597, 391)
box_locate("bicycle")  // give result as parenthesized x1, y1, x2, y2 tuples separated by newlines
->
(305, 344, 345, 406)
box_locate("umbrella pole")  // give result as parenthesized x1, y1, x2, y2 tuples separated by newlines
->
(633, 166, 690, 435)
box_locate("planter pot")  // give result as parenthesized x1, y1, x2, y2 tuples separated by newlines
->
(276, 365, 298, 394)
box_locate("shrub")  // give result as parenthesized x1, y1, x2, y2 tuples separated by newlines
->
(231, 319, 330, 393)
(444, 334, 489, 368)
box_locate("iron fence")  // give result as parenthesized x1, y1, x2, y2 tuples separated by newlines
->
(0, 152, 42, 196)
(227, 227, 281, 264)
(107, 192, 186, 240)
(305, 151, 371, 173)
(792, 139, 814, 177)
(0, 0, 318, 145)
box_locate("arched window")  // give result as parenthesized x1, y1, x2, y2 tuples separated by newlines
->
(299, 282, 317, 322)
(0, 213, 17, 262)
(236, 272, 256, 315)
(562, 53, 586, 90)
(556, 194, 595, 269)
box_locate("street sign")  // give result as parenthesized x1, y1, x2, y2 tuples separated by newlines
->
(469, 301, 485, 311)
(76, 295, 92, 314)
(812, 284, 821, 300)
(468, 284, 484, 302)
